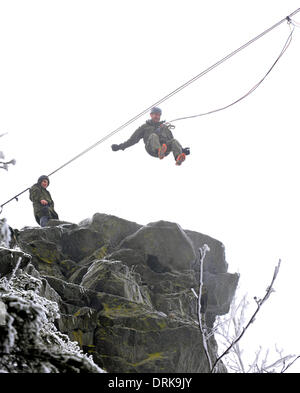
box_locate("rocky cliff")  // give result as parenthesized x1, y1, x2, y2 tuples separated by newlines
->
(0, 213, 239, 373)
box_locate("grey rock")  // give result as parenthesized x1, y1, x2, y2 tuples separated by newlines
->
(0, 248, 31, 278)
(42, 276, 92, 308)
(81, 259, 152, 307)
(119, 221, 197, 273)
(203, 271, 239, 315)
(185, 229, 228, 274)
(9, 213, 239, 373)
(79, 213, 142, 248)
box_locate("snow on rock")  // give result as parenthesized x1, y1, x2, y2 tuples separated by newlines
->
(0, 248, 104, 373)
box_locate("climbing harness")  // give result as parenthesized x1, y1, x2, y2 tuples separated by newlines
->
(1, 9, 300, 213)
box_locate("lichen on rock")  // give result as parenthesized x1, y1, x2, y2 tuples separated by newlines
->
(1, 213, 239, 373)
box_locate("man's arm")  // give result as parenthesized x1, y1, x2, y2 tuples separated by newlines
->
(112, 126, 144, 151)
(30, 186, 43, 203)
(30, 186, 49, 205)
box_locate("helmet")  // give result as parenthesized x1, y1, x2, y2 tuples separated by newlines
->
(38, 175, 50, 186)
(150, 107, 162, 115)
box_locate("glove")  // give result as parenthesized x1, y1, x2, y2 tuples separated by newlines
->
(182, 147, 190, 155)
(111, 144, 120, 152)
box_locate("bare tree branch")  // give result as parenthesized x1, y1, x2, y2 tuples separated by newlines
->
(197, 244, 213, 371)
(280, 355, 300, 373)
(211, 259, 282, 373)
(0, 133, 16, 171)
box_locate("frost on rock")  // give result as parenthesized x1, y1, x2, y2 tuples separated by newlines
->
(0, 254, 104, 373)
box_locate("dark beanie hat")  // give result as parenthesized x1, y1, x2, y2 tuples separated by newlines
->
(38, 175, 50, 185)
(150, 107, 162, 115)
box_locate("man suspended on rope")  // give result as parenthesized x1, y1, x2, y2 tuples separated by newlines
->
(29, 175, 59, 227)
(111, 107, 190, 165)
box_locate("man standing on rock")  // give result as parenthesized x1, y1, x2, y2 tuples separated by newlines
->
(111, 107, 190, 166)
(29, 175, 59, 227)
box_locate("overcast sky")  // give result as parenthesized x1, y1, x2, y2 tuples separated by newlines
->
(1, 0, 300, 372)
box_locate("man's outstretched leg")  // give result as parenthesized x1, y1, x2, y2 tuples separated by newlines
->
(175, 153, 186, 166)
(146, 133, 167, 159)
(169, 139, 186, 166)
(158, 143, 167, 159)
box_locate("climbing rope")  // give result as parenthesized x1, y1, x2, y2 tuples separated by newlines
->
(290, 17, 300, 28)
(1, 8, 300, 213)
(169, 21, 295, 123)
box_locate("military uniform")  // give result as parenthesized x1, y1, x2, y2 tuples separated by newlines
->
(118, 120, 183, 159)
(29, 180, 58, 226)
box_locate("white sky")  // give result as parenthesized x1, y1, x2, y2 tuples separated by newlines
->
(1, 0, 300, 372)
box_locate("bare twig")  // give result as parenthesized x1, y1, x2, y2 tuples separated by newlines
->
(0, 159, 16, 171)
(280, 355, 300, 373)
(197, 244, 212, 371)
(0, 133, 16, 171)
(248, 346, 263, 373)
(8, 257, 22, 284)
(211, 259, 282, 373)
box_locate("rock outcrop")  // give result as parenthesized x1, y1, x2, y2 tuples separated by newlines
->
(0, 213, 239, 373)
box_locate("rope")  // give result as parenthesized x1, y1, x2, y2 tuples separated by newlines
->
(290, 17, 300, 28)
(169, 21, 295, 123)
(1, 8, 300, 213)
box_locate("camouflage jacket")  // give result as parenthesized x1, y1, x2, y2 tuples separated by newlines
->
(118, 120, 174, 150)
(29, 183, 59, 224)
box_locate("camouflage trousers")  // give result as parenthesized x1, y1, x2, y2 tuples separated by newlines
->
(37, 205, 59, 227)
(145, 133, 182, 159)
